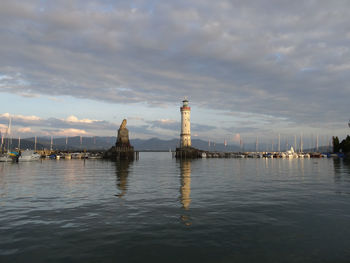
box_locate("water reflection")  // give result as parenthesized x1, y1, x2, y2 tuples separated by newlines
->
(180, 160, 191, 210)
(115, 160, 133, 197)
(179, 159, 192, 226)
(333, 158, 350, 182)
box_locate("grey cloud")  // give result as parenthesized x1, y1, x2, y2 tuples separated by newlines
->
(0, 114, 117, 131)
(0, 112, 180, 138)
(148, 120, 180, 130)
(147, 119, 216, 132)
(192, 123, 216, 132)
(46, 118, 117, 130)
(1, 0, 350, 130)
(224, 127, 260, 134)
(127, 125, 159, 136)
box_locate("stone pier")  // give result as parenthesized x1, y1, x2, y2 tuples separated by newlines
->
(175, 146, 202, 159)
(104, 119, 138, 160)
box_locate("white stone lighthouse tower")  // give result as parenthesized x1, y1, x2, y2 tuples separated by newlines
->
(180, 98, 191, 147)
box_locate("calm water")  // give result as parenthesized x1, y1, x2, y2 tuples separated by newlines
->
(1, 153, 350, 263)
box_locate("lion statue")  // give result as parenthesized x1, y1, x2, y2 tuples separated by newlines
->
(120, 119, 127, 129)
(116, 119, 130, 146)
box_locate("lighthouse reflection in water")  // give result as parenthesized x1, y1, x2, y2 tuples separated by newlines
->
(179, 159, 192, 226)
(114, 157, 193, 225)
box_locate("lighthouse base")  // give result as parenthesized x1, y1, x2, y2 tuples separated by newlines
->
(175, 147, 202, 159)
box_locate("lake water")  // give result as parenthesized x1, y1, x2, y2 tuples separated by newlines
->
(1, 153, 350, 262)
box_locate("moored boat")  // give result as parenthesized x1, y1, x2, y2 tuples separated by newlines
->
(18, 150, 41, 161)
(0, 153, 13, 162)
(64, 153, 72, 159)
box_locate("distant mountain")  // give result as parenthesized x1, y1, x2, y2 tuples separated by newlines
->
(303, 146, 332, 153)
(132, 138, 240, 151)
(2, 136, 241, 152)
(131, 138, 178, 151)
(18, 136, 115, 151)
(192, 139, 241, 152)
(1, 136, 332, 152)
(1, 138, 45, 151)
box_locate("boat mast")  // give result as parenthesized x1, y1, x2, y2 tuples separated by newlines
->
(271, 139, 274, 152)
(327, 136, 331, 152)
(0, 131, 3, 153)
(34, 136, 37, 152)
(6, 116, 12, 153)
(278, 134, 280, 152)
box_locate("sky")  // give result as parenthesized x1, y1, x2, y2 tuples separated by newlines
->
(0, 0, 350, 146)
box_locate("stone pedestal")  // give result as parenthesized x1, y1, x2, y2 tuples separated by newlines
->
(104, 119, 137, 160)
(104, 145, 136, 160)
(175, 147, 202, 159)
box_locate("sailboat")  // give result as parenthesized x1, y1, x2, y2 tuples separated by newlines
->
(0, 150, 12, 162)
(0, 116, 17, 162)
(18, 150, 41, 161)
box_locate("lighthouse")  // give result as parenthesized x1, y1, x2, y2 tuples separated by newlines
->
(180, 98, 191, 148)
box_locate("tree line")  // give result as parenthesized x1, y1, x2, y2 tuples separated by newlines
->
(332, 135, 350, 153)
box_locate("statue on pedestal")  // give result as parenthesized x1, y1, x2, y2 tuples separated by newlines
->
(116, 119, 131, 147)
(104, 118, 136, 160)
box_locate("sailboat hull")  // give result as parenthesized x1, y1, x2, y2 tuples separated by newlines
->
(0, 154, 13, 162)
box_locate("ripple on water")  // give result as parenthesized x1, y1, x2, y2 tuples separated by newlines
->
(1, 156, 350, 262)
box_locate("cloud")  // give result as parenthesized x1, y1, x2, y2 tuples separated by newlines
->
(159, 119, 176, 124)
(128, 116, 145, 121)
(66, 115, 96, 124)
(192, 123, 216, 132)
(0, 113, 42, 127)
(16, 114, 41, 121)
(0, 112, 117, 136)
(0, 112, 180, 139)
(0, 113, 10, 119)
(0, 112, 181, 138)
(148, 119, 179, 130)
(232, 133, 241, 143)
(147, 119, 216, 133)
(53, 128, 88, 137)
(48, 96, 62, 102)
(0, 0, 350, 136)
(0, 112, 41, 121)
(0, 123, 7, 134)
(17, 93, 40, 98)
(17, 127, 33, 133)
